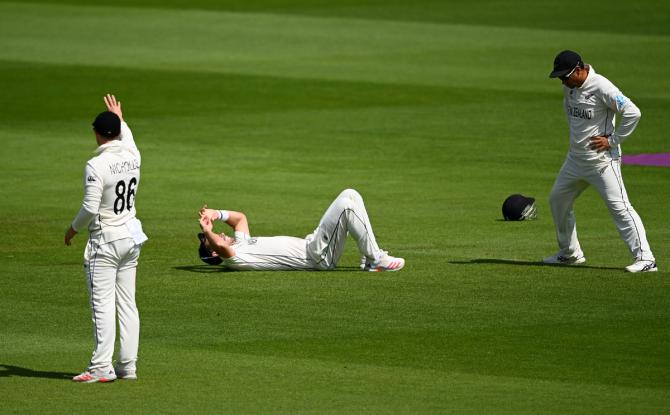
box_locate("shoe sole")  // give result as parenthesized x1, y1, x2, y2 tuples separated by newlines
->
(368, 263, 405, 272)
(73, 377, 116, 383)
(98, 377, 116, 383)
(625, 267, 658, 273)
(543, 257, 586, 265)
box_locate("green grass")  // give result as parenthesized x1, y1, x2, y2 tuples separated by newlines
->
(1, 1, 669, 413)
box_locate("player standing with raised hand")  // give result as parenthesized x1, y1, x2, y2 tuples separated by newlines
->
(544, 50, 656, 273)
(65, 94, 148, 382)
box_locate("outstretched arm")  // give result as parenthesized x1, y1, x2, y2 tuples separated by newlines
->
(104, 93, 140, 151)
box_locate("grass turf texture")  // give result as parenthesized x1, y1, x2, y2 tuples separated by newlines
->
(1, 0, 669, 413)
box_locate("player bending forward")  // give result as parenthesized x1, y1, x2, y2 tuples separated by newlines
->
(545, 50, 656, 272)
(198, 189, 405, 272)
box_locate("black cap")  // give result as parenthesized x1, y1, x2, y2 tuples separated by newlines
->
(198, 233, 223, 265)
(502, 194, 537, 221)
(549, 50, 582, 78)
(92, 111, 121, 138)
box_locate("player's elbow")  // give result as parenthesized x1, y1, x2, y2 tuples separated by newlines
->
(237, 213, 249, 231)
(625, 104, 641, 120)
(71, 206, 97, 232)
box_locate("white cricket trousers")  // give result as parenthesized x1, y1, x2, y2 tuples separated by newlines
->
(306, 189, 384, 269)
(84, 237, 141, 371)
(549, 156, 654, 261)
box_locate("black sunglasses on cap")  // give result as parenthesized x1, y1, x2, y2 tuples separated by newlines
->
(559, 64, 579, 81)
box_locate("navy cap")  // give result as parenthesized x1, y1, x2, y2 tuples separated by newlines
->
(549, 50, 582, 78)
(198, 233, 223, 265)
(502, 194, 537, 221)
(92, 111, 121, 138)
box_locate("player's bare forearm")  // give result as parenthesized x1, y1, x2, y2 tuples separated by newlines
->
(202, 228, 223, 248)
(225, 211, 250, 234)
(104, 94, 124, 122)
(64, 226, 77, 246)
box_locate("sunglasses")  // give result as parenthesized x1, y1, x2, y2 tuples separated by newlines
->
(559, 64, 579, 81)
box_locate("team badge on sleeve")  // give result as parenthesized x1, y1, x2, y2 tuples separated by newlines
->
(615, 94, 629, 111)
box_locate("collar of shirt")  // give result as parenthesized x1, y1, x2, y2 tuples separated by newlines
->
(577, 65, 596, 90)
(94, 139, 123, 155)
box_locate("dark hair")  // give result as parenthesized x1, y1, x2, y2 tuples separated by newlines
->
(198, 233, 223, 265)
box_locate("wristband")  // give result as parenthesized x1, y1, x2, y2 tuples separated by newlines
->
(218, 210, 230, 221)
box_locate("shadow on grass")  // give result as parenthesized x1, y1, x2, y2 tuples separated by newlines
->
(449, 258, 621, 271)
(0, 364, 77, 380)
(173, 265, 361, 273)
(174, 265, 236, 273)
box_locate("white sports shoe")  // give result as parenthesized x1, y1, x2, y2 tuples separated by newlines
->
(625, 260, 657, 273)
(543, 253, 586, 265)
(360, 251, 388, 270)
(114, 364, 137, 380)
(368, 253, 405, 272)
(72, 368, 117, 383)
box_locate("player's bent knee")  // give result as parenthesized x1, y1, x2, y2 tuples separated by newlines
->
(339, 188, 362, 202)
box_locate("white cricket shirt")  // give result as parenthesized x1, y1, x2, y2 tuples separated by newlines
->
(222, 235, 315, 270)
(71, 122, 147, 245)
(563, 66, 641, 164)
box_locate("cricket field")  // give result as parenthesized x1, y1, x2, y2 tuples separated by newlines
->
(1, 0, 668, 413)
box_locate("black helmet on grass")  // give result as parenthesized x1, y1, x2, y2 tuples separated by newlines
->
(502, 194, 537, 221)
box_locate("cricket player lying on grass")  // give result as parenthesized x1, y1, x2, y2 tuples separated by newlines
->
(197, 189, 405, 272)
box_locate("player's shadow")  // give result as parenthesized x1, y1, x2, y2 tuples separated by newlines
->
(0, 364, 77, 380)
(173, 265, 362, 273)
(450, 258, 621, 270)
(174, 265, 237, 273)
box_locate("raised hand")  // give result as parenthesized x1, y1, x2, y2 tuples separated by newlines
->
(104, 94, 124, 121)
(199, 204, 220, 221)
(199, 215, 213, 232)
